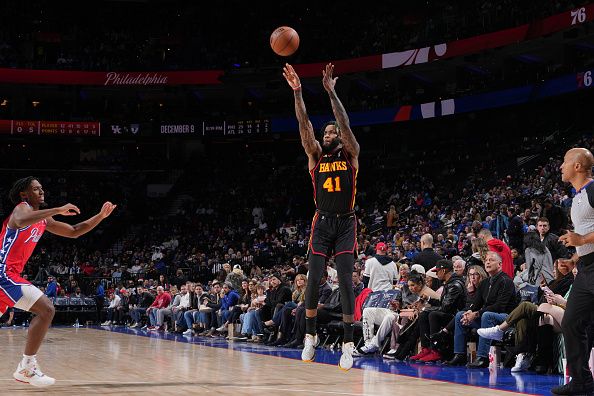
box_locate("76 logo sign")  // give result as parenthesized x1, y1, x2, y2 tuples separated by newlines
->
(571, 7, 587, 25)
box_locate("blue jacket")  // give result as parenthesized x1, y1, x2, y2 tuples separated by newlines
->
(45, 281, 57, 298)
(221, 290, 240, 310)
(96, 284, 105, 298)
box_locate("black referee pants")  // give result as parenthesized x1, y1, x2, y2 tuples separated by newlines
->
(562, 252, 594, 385)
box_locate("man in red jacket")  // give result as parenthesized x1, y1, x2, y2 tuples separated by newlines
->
(478, 229, 514, 278)
(146, 286, 171, 330)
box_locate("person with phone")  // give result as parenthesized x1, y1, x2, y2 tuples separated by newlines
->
(541, 285, 554, 296)
(540, 273, 554, 296)
(478, 259, 576, 373)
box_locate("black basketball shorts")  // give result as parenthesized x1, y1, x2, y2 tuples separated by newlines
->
(308, 211, 357, 258)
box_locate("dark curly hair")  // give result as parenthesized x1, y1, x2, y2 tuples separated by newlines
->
(524, 231, 547, 255)
(408, 271, 425, 286)
(9, 176, 39, 204)
(319, 120, 340, 139)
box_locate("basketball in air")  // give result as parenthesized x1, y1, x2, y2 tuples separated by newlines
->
(270, 26, 299, 56)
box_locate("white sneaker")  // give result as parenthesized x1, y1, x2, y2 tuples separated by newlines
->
(477, 325, 504, 341)
(182, 329, 193, 336)
(216, 325, 227, 333)
(101, 321, 111, 326)
(383, 348, 399, 360)
(353, 343, 378, 357)
(511, 353, 531, 372)
(301, 334, 318, 362)
(339, 342, 355, 371)
(129, 323, 137, 328)
(360, 343, 378, 354)
(13, 362, 55, 387)
(141, 325, 148, 330)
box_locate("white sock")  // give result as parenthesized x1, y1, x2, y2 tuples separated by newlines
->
(22, 354, 36, 367)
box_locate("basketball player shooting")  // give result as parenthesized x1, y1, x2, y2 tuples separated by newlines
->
(0, 177, 116, 387)
(283, 63, 360, 370)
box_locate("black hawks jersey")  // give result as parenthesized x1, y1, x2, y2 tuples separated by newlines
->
(310, 149, 358, 213)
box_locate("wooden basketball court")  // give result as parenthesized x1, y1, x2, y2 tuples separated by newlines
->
(1, 327, 534, 395)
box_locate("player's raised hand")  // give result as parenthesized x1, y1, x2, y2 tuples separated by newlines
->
(322, 63, 338, 93)
(57, 203, 80, 216)
(283, 63, 301, 90)
(99, 201, 117, 219)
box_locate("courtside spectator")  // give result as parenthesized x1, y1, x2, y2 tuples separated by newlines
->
(363, 242, 399, 291)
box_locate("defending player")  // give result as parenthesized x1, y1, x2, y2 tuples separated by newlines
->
(0, 177, 116, 387)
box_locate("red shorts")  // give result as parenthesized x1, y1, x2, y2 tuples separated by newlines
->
(0, 271, 42, 313)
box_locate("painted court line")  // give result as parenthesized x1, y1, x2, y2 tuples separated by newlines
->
(93, 326, 543, 395)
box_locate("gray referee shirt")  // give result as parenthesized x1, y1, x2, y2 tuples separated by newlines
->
(571, 180, 594, 257)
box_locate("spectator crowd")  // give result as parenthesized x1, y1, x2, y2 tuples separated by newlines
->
(3, 122, 590, 380)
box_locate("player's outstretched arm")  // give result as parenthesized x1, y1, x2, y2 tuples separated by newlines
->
(283, 63, 321, 167)
(322, 63, 360, 159)
(10, 203, 80, 229)
(46, 201, 116, 238)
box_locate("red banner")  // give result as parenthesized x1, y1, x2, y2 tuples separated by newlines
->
(0, 70, 223, 86)
(381, 4, 594, 69)
(0, 120, 101, 136)
(293, 55, 382, 79)
(290, 4, 594, 77)
(0, 5, 592, 84)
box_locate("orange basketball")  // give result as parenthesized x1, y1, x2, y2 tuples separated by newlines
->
(270, 26, 299, 57)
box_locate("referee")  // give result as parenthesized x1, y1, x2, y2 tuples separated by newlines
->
(555, 148, 594, 395)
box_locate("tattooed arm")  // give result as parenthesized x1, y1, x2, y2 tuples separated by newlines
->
(322, 63, 360, 161)
(283, 63, 321, 170)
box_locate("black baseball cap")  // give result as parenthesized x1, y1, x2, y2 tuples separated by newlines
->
(431, 259, 453, 272)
